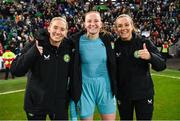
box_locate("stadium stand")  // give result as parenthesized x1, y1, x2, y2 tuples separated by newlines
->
(0, 0, 179, 71)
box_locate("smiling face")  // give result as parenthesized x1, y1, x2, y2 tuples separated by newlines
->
(48, 17, 68, 46)
(84, 12, 102, 36)
(115, 15, 134, 41)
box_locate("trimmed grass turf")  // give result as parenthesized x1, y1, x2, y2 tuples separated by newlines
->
(0, 69, 180, 120)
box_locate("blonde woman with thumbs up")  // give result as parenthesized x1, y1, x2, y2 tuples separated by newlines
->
(114, 14, 166, 120)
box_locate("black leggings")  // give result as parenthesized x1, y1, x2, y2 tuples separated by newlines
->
(5, 67, 14, 80)
(26, 110, 68, 120)
(117, 97, 154, 120)
(26, 100, 69, 120)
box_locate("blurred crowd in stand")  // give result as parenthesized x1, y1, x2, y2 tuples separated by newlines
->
(0, 0, 179, 57)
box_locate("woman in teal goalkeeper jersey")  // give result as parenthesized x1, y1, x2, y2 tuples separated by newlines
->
(69, 11, 117, 120)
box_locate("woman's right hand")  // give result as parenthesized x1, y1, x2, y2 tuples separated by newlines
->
(35, 40, 43, 55)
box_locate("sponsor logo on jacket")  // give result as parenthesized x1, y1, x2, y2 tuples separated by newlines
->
(43, 54, 50, 60)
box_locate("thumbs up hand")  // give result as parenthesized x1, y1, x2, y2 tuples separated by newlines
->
(143, 43, 147, 49)
(36, 40, 43, 55)
(138, 43, 151, 60)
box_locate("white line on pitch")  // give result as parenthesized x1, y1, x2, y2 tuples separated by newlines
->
(0, 89, 25, 95)
(151, 73, 180, 80)
(1, 73, 180, 96)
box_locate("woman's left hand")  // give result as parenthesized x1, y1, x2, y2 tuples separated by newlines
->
(138, 43, 151, 60)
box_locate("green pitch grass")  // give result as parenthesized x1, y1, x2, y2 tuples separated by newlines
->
(0, 69, 180, 120)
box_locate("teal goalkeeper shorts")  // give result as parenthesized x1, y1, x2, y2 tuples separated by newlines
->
(77, 75, 116, 119)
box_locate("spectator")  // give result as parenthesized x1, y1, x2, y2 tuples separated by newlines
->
(161, 41, 169, 61)
(2, 49, 15, 80)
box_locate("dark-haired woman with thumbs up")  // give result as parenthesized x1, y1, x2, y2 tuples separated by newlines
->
(114, 14, 166, 120)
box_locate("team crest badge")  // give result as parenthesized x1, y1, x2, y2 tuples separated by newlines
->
(63, 54, 70, 63)
(134, 50, 140, 58)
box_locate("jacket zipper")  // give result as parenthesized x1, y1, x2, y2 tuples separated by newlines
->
(53, 49, 58, 111)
